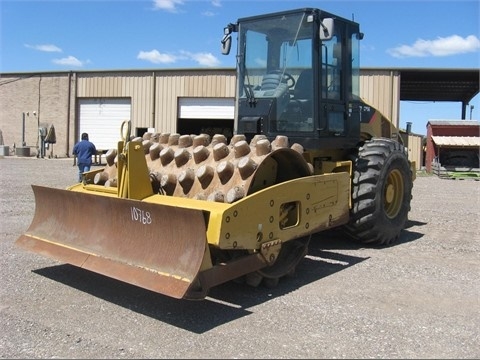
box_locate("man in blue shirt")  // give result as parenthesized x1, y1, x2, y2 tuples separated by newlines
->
(72, 132, 97, 182)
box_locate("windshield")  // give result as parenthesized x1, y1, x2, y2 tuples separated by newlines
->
(237, 12, 315, 132)
(239, 12, 313, 94)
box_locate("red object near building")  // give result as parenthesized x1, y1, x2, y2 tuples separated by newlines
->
(425, 120, 480, 173)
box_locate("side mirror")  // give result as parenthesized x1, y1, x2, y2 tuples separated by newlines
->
(319, 18, 334, 40)
(221, 34, 232, 55)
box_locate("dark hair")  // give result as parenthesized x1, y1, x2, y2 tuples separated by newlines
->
(81, 133, 89, 140)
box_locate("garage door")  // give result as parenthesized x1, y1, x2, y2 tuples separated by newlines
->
(178, 98, 234, 119)
(79, 98, 131, 150)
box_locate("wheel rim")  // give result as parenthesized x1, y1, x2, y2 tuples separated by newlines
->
(384, 169, 404, 219)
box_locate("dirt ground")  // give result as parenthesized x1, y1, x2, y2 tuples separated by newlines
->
(1, 156, 479, 359)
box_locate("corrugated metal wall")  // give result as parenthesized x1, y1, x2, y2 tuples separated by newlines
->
(156, 71, 236, 132)
(76, 70, 237, 133)
(360, 69, 400, 128)
(76, 71, 154, 130)
(76, 69, 399, 132)
(405, 133, 423, 170)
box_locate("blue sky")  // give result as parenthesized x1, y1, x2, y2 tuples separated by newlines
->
(1, 0, 479, 135)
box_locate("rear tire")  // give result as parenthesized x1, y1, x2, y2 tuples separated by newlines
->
(343, 138, 413, 246)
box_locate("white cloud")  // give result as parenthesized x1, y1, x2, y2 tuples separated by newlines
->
(188, 52, 220, 67)
(153, 0, 184, 13)
(387, 34, 480, 58)
(52, 56, 84, 67)
(201, 1, 221, 16)
(137, 50, 177, 64)
(25, 44, 62, 52)
(138, 49, 220, 67)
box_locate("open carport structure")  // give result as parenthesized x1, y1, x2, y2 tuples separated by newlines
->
(399, 68, 479, 119)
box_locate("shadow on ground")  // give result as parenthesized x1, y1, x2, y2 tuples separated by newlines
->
(33, 222, 424, 333)
(33, 250, 366, 333)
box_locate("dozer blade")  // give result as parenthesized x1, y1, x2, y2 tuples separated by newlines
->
(15, 185, 207, 299)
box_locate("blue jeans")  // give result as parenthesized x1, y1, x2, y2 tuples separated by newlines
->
(77, 164, 91, 182)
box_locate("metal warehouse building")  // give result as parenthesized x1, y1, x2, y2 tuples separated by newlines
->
(1, 67, 477, 170)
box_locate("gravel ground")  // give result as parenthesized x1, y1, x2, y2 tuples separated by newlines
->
(1, 156, 479, 359)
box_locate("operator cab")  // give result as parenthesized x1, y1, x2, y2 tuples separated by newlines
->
(222, 8, 364, 150)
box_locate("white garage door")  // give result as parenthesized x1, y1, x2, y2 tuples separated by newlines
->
(79, 98, 131, 150)
(179, 98, 234, 119)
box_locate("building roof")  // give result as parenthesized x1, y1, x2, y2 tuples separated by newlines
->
(427, 120, 480, 127)
(431, 136, 480, 147)
(398, 68, 479, 103)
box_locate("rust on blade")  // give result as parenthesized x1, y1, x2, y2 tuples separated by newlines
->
(16, 185, 207, 299)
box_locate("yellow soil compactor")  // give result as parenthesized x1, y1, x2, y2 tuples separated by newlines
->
(16, 8, 415, 300)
